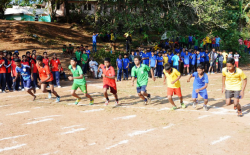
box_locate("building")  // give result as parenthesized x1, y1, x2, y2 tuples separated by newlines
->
(4, 4, 51, 22)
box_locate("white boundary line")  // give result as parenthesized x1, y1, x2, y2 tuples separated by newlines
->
(163, 124, 174, 129)
(210, 136, 231, 145)
(61, 128, 86, 135)
(106, 140, 129, 150)
(81, 109, 104, 113)
(0, 105, 11, 108)
(0, 144, 26, 153)
(128, 128, 156, 137)
(62, 125, 82, 129)
(6, 111, 30, 116)
(0, 134, 28, 141)
(30, 115, 61, 120)
(113, 115, 136, 120)
(198, 115, 210, 119)
(25, 118, 54, 125)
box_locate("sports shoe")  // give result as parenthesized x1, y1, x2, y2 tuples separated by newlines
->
(115, 100, 119, 106)
(208, 72, 210, 75)
(203, 105, 208, 111)
(57, 85, 61, 88)
(36, 87, 39, 90)
(211, 72, 215, 74)
(48, 93, 52, 99)
(56, 96, 60, 102)
(237, 110, 243, 117)
(147, 94, 151, 104)
(234, 106, 237, 110)
(75, 98, 81, 105)
(183, 74, 185, 76)
(105, 100, 109, 106)
(22, 89, 24, 91)
(181, 103, 186, 109)
(144, 99, 148, 105)
(89, 100, 94, 105)
(2, 91, 6, 93)
(192, 102, 197, 108)
(171, 106, 177, 110)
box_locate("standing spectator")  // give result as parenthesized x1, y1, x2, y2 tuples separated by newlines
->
(168, 51, 173, 66)
(212, 37, 216, 49)
(62, 45, 67, 57)
(50, 53, 61, 88)
(75, 47, 82, 66)
(11, 53, 19, 91)
(92, 33, 99, 52)
(215, 36, 221, 50)
(234, 52, 241, 67)
(81, 50, 88, 74)
(124, 32, 132, 53)
(89, 57, 100, 79)
(183, 51, 190, 75)
(156, 52, 163, 78)
(123, 54, 130, 80)
(85, 46, 91, 58)
(163, 53, 169, 67)
(171, 52, 180, 71)
(200, 49, 205, 68)
(205, 50, 210, 72)
(0, 51, 6, 93)
(110, 30, 116, 52)
(116, 54, 123, 82)
(191, 50, 196, 73)
(228, 51, 233, 58)
(67, 44, 74, 55)
(194, 36, 199, 50)
(142, 50, 150, 66)
(43, 52, 49, 66)
(5, 52, 12, 91)
(188, 34, 193, 49)
(222, 50, 228, 67)
(129, 51, 135, 78)
(217, 51, 224, 73)
(208, 48, 217, 74)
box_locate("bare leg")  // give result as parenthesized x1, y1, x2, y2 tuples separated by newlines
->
(71, 90, 80, 99)
(204, 99, 208, 105)
(85, 93, 93, 101)
(179, 96, 183, 103)
(138, 92, 146, 101)
(103, 88, 108, 99)
(234, 98, 241, 111)
(168, 95, 177, 107)
(113, 93, 118, 100)
(27, 89, 36, 101)
(142, 91, 148, 97)
(49, 84, 59, 97)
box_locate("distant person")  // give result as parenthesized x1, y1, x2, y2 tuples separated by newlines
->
(50, 53, 61, 88)
(92, 33, 99, 52)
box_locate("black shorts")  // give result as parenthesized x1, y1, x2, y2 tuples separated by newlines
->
(225, 90, 241, 99)
(42, 81, 53, 85)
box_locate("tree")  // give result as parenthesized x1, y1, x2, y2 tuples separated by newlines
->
(0, 0, 11, 19)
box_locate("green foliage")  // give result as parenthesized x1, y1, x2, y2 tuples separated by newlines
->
(92, 48, 123, 68)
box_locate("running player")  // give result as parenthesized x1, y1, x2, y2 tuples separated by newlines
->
(163, 63, 186, 110)
(131, 56, 154, 105)
(222, 58, 247, 117)
(97, 58, 119, 106)
(36, 55, 60, 102)
(68, 57, 94, 105)
(13, 58, 36, 100)
(187, 64, 209, 110)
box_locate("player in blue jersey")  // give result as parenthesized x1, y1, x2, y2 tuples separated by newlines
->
(13, 58, 36, 100)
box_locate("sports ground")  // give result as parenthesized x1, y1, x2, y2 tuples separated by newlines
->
(0, 70, 250, 155)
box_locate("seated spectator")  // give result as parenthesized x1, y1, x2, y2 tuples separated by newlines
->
(89, 57, 102, 79)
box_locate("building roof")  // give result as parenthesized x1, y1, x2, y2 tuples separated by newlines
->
(4, 6, 49, 16)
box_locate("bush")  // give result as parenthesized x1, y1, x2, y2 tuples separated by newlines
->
(92, 48, 122, 69)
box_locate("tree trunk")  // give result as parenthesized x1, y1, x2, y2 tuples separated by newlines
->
(64, 0, 70, 23)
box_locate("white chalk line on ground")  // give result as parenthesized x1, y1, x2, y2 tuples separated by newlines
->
(0, 134, 28, 141)
(113, 115, 136, 120)
(198, 115, 210, 119)
(29, 115, 61, 120)
(6, 111, 30, 116)
(210, 136, 231, 145)
(163, 124, 174, 129)
(128, 128, 156, 137)
(61, 128, 86, 135)
(25, 118, 54, 125)
(62, 125, 82, 129)
(40, 150, 59, 155)
(89, 143, 96, 146)
(0, 144, 27, 153)
(33, 107, 42, 109)
(7, 93, 43, 97)
(106, 140, 129, 150)
(81, 108, 104, 113)
(0, 105, 11, 108)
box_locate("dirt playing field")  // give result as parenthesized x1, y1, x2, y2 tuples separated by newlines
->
(0, 69, 250, 155)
